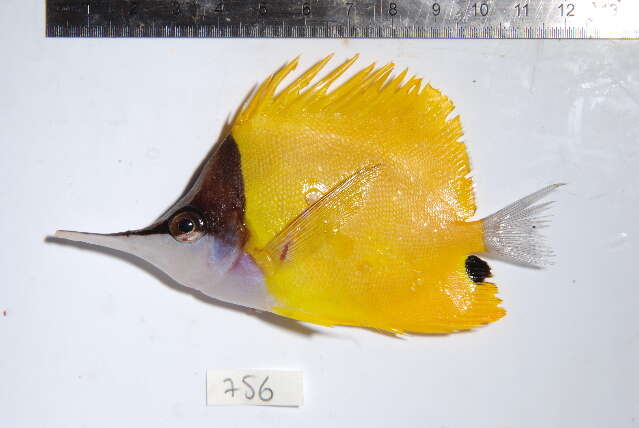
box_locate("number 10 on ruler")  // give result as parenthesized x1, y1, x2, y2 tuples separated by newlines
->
(206, 370, 303, 407)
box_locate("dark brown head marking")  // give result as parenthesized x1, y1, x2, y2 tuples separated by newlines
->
(187, 134, 247, 246)
(122, 135, 247, 247)
(465, 255, 492, 283)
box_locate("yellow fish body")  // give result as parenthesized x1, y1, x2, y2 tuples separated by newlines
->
(232, 56, 558, 333)
(56, 55, 560, 334)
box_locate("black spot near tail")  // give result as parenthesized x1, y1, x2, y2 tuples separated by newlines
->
(465, 255, 492, 283)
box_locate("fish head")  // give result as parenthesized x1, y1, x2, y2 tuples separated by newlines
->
(54, 135, 271, 310)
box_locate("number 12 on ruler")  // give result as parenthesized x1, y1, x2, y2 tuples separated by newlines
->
(206, 370, 303, 407)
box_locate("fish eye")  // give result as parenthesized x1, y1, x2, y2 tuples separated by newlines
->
(169, 211, 205, 243)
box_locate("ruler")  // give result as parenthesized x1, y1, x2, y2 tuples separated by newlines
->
(47, 0, 639, 38)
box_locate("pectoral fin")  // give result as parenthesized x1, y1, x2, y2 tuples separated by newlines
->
(261, 164, 382, 267)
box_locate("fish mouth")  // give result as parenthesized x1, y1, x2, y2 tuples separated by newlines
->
(54, 230, 129, 252)
(53, 227, 181, 274)
(54, 220, 167, 244)
(53, 228, 160, 254)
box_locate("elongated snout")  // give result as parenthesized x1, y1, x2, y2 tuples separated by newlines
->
(53, 227, 182, 268)
(54, 230, 144, 254)
(53, 227, 270, 309)
(53, 227, 224, 287)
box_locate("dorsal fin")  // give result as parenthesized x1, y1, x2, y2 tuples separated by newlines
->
(233, 56, 476, 232)
(233, 56, 476, 252)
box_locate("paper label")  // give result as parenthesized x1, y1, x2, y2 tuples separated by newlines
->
(206, 370, 303, 407)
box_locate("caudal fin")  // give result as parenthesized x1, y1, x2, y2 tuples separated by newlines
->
(482, 184, 564, 267)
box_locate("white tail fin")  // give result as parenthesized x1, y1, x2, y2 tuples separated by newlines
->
(482, 184, 564, 267)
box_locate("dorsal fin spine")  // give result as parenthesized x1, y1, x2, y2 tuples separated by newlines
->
(382, 68, 408, 94)
(277, 54, 332, 102)
(278, 57, 367, 112)
(266, 57, 299, 100)
(330, 63, 394, 112)
(307, 54, 359, 94)
(282, 55, 354, 112)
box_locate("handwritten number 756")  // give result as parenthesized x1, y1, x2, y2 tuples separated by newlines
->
(224, 375, 273, 402)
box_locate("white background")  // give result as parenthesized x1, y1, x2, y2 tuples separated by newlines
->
(1, 1, 638, 427)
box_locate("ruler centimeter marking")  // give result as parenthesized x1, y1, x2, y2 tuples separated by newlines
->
(46, 0, 639, 38)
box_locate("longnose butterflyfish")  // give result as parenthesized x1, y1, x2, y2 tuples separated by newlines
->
(55, 55, 562, 334)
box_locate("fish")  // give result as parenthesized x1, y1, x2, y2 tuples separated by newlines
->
(54, 55, 562, 334)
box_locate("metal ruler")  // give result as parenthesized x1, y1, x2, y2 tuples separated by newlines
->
(47, 0, 639, 38)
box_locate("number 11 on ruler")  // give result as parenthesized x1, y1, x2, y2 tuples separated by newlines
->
(206, 370, 303, 407)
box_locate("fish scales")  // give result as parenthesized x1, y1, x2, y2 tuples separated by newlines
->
(234, 55, 496, 333)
